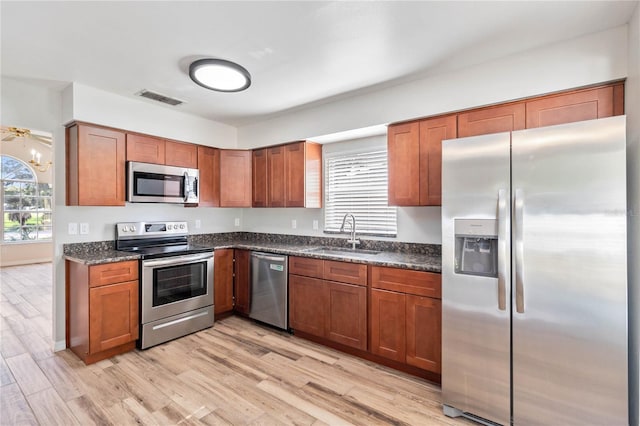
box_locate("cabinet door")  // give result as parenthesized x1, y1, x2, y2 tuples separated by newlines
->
(406, 295, 441, 373)
(268, 146, 286, 207)
(303, 142, 322, 208)
(234, 250, 251, 315)
(214, 249, 234, 315)
(289, 275, 327, 337)
(126, 133, 165, 164)
(197, 146, 220, 207)
(419, 115, 457, 206)
(166, 140, 198, 168)
(370, 289, 406, 362)
(252, 149, 268, 207)
(323, 261, 367, 286)
(220, 150, 252, 207)
(458, 103, 525, 137)
(388, 122, 420, 206)
(285, 142, 306, 207)
(525, 86, 614, 129)
(89, 280, 138, 354)
(67, 124, 126, 206)
(326, 281, 367, 350)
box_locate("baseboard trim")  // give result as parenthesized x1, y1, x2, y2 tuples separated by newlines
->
(0, 258, 53, 268)
(54, 340, 66, 352)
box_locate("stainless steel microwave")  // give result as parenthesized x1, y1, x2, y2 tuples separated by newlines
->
(127, 161, 199, 204)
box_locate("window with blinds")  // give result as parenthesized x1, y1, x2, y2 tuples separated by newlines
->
(324, 149, 397, 236)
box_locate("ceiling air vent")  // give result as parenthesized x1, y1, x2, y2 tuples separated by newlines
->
(136, 89, 184, 106)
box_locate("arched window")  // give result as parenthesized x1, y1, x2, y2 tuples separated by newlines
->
(1, 155, 52, 242)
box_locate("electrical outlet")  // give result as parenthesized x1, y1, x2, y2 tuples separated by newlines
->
(313, 220, 319, 230)
(291, 219, 297, 229)
(195, 219, 201, 229)
(234, 218, 240, 227)
(80, 223, 89, 235)
(68, 223, 78, 235)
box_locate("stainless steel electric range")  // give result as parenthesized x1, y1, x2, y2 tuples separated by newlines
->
(116, 221, 214, 349)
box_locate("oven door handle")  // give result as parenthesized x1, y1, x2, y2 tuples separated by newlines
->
(143, 252, 212, 267)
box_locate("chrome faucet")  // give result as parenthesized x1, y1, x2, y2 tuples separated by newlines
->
(340, 213, 360, 250)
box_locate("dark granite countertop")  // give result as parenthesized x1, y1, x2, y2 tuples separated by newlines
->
(64, 233, 442, 273)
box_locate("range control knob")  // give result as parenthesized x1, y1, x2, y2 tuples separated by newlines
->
(167, 224, 173, 230)
(179, 224, 185, 229)
(131, 226, 136, 232)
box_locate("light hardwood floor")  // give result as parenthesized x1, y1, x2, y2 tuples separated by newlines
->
(1, 263, 475, 426)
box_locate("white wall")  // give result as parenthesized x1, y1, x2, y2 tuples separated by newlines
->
(626, 4, 640, 425)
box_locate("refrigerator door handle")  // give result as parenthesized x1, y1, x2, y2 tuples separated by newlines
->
(497, 189, 508, 311)
(514, 188, 525, 313)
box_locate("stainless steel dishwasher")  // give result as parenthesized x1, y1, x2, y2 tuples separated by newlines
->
(249, 252, 288, 330)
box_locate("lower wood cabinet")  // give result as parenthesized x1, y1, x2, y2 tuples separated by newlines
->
(214, 249, 234, 316)
(370, 266, 442, 374)
(66, 260, 139, 364)
(289, 257, 367, 350)
(233, 249, 251, 315)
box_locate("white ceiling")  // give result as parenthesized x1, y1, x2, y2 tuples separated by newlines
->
(1, 1, 637, 127)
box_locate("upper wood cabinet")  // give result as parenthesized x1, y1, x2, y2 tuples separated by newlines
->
(252, 149, 268, 207)
(220, 150, 252, 207)
(252, 141, 322, 208)
(458, 102, 526, 138)
(388, 115, 456, 206)
(165, 140, 198, 168)
(126, 134, 197, 168)
(197, 146, 220, 207)
(66, 123, 126, 206)
(126, 133, 166, 164)
(525, 84, 621, 129)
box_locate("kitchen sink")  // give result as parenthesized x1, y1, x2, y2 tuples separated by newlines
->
(301, 246, 381, 256)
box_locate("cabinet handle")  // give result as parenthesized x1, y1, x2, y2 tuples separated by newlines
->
(514, 189, 525, 314)
(497, 189, 508, 311)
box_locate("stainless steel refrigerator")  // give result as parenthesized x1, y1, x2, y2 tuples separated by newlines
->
(441, 116, 628, 426)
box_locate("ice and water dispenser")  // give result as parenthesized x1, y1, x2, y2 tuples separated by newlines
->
(454, 219, 498, 278)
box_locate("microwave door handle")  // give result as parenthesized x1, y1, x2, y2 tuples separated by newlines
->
(183, 172, 190, 202)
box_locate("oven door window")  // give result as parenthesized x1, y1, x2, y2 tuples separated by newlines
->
(134, 171, 185, 198)
(153, 261, 206, 307)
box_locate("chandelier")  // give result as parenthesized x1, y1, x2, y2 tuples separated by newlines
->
(1, 126, 53, 172)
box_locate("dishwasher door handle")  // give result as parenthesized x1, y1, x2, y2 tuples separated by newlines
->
(251, 252, 286, 263)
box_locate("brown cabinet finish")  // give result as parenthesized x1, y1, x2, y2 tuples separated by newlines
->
(525, 85, 615, 129)
(406, 295, 441, 373)
(197, 146, 220, 207)
(371, 266, 441, 299)
(220, 150, 252, 207)
(268, 146, 286, 207)
(66, 123, 126, 206)
(234, 250, 251, 315)
(458, 102, 526, 137)
(289, 256, 323, 279)
(67, 260, 139, 364)
(419, 115, 457, 206)
(370, 288, 406, 362)
(165, 140, 198, 168)
(326, 281, 367, 350)
(214, 249, 234, 315)
(287, 142, 322, 208)
(89, 280, 138, 354)
(289, 274, 328, 337)
(126, 133, 166, 164)
(387, 122, 420, 206)
(252, 149, 268, 207)
(324, 261, 367, 286)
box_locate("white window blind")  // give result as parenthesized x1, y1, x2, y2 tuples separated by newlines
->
(324, 149, 397, 236)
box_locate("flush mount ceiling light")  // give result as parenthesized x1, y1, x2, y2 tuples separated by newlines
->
(189, 58, 251, 92)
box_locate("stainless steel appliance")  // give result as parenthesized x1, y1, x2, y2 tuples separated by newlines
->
(116, 221, 214, 349)
(249, 252, 288, 330)
(127, 161, 199, 204)
(441, 116, 628, 425)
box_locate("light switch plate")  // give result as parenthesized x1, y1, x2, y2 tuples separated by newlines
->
(291, 219, 297, 229)
(68, 223, 78, 235)
(234, 218, 240, 227)
(80, 223, 89, 235)
(313, 220, 319, 230)
(195, 219, 201, 229)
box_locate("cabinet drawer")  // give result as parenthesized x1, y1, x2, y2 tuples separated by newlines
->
(289, 256, 323, 278)
(324, 261, 367, 286)
(89, 261, 139, 287)
(370, 266, 441, 299)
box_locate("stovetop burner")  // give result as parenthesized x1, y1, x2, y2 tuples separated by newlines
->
(115, 221, 211, 259)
